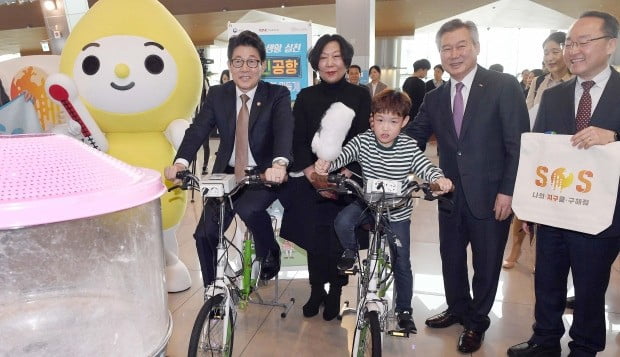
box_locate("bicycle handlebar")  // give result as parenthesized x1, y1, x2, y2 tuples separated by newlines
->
(310, 172, 453, 206)
(169, 170, 282, 197)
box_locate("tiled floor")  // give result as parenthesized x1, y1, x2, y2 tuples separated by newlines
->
(165, 141, 620, 357)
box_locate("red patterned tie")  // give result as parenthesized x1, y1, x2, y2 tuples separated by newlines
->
(235, 94, 250, 182)
(575, 80, 595, 132)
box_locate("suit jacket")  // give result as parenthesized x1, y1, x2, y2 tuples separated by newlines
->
(366, 81, 388, 97)
(402, 76, 426, 118)
(176, 80, 294, 173)
(406, 65, 530, 219)
(533, 67, 620, 238)
(425, 79, 444, 93)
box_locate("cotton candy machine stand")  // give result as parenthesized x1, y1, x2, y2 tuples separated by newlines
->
(0, 134, 171, 356)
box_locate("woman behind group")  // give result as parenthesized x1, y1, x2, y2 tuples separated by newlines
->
(279, 34, 371, 321)
(201, 70, 230, 175)
(366, 65, 388, 97)
(503, 31, 572, 269)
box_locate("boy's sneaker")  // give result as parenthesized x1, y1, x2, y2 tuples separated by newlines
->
(337, 249, 357, 271)
(396, 310, 417, 333)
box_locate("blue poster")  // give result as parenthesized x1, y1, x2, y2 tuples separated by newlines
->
(260, 34, 308, 100)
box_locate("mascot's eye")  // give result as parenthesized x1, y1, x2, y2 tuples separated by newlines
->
(145, 55, 164, 74)
(82, 55, 100, 75)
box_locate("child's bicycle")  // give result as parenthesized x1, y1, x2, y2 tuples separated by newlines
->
(316, 173, 451, 357)
(171, 169, 294, 357)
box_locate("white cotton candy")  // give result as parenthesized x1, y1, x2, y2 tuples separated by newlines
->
(311, 102, 355, 161)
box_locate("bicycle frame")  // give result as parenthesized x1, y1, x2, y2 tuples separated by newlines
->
(315, 173, 449, 356)
(352, 202, 392, 355)
(176, 170, 295, 356)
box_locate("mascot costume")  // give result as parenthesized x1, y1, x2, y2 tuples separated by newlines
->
(46, 0, 202, 292)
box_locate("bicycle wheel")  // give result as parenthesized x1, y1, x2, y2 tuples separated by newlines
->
(352, 310, 382, 357)
(188, 294, 235, 357)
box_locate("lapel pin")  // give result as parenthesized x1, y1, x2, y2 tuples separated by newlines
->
(478, 83, 484, 87)
(256, 102, 261, 107)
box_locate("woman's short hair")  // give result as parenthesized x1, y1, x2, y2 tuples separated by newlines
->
(308, 34, 354, 71)
(543, 31, 566, 47)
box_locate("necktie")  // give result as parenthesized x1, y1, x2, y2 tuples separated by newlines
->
(575, 80, 595, 132)
(235, 94, 250, 181)
(453, 82, 465, 137)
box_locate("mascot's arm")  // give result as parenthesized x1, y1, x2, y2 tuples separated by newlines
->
(165, 119, 190, 150)
(45, 73, 109, 152)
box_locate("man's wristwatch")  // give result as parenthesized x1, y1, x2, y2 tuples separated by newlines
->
(273, 158, 288, 167)
(614, 130, 619, 142)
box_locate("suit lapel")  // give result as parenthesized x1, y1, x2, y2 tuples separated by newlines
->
(249, 81, 266, 132)
(591, 68, 620, 128)
(562, 78, 577, 133)
(225, 82, 237, 136)
(458, 67, 484, 140)
(440, 81, 457, 141)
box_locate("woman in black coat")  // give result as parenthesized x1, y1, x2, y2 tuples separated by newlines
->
(279, 34, 371, 320)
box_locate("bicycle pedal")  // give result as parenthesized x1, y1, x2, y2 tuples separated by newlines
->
(387, 329, 411, 338)
(342, 266, 359, 275)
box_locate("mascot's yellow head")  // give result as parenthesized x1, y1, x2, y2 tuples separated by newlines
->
(59, 0, 202, 132)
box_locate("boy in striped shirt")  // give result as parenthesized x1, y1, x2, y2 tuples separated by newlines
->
(315, 90, 452, 332)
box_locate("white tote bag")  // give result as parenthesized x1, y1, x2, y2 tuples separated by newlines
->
(512, 133, 620, 235)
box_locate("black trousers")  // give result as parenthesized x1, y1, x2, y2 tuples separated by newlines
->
(438, 184, 510, 332)
(530, 225, 619, 356)
(279, 176, 348, 288)
(307, 223, 348, 288)
(194, 185, 280, 287)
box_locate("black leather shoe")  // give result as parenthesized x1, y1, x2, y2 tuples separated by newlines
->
(303, 285, 327, 317)
(507, 341, 561, 357)
(565, 296, 575, 310)
(259, 249, 281, 280)
(457, 329, 484, 353)
(323, 285, 342, 321)
(425, 310, 463, 328)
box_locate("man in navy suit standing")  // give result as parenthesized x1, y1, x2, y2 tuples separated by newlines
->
(406, 19, 529, 353)
(508, 11, 620, 357)
(165, 30, 293, 287)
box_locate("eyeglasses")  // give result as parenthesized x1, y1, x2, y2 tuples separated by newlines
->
(561, 36, 612, 50)
(230, 58, 261, 68)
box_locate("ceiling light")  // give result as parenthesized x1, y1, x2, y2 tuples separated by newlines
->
(43, 0, 57, 11)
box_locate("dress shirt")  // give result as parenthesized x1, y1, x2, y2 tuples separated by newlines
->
(450, 66, 477, 113)
(574, 66, 611, 117)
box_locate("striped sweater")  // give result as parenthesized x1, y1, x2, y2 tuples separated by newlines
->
(330, 130, 443, 221)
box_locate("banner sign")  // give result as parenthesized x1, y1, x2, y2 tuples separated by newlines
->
(228, 22, 312, 100)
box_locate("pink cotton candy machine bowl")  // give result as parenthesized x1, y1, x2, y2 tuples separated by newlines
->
(0, 134, 170, 356)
